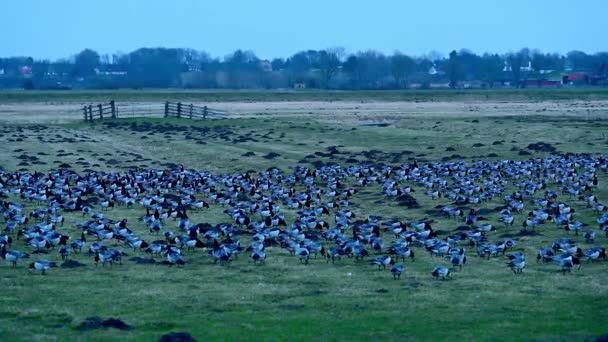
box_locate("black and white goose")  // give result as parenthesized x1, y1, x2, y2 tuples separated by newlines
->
(369, 255, 394, 270)
(251, 249, 266, 264)
(166, 248, 185, 266)
(28, 259, 57, 275)
(390, 264, 404, 279)
(431, 266, 451, 280)
(70, 232, 86, 253)
(1, 245, 30, 267)
(506, 253, 525, 274)
(585, 247, 606, 262)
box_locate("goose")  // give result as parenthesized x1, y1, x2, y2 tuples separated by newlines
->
(88, 242, 108, 255)
(28, 260, 58, 275)
(95, 250, 123, 267)
(392, 246, 415, 262)
(585, 247, 606, 262)
(583, 231, 596, 243)
(1, 245, 30, 267)
(145, 242, 165, 256)
(448, 250, 467, 270)
(556, 255, 581, 274)
(476, 223, 495, 232)
(295, 246, 310, 264)
(70, 232, 86, 253)
(500, 213, 514, 227)
(166, 249, 185, 266)
(184, 237, 205, 251)
(464, 209, 478, 225)
(369, 255, 394, 270)
(210, 240, 232, 265)
(536, 248, 554, 263)
(390, 264, 404, 279)
(565, 221, 587, 235)
(431, 266, 451, 280)
(127, 238, 149, 251)
(251, 249, 266, 264)
(0, 233, 12, 246)
(99, 200, 114, 211)
(58, 245, 72, 260)
(506, 253, 526, 274)
(322, 246, 345, 264)
(27, 236, 50, 251)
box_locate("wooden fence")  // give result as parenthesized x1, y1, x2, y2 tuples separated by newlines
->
(164, 102, 226, 119)
(82, 100, 226, 121)
(83, 101, 116, 121)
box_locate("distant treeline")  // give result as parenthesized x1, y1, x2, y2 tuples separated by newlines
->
(1, 48, 607, 90)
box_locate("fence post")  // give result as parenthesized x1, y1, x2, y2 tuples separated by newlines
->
(203, 105, 208, 120)
(83, 106, 88, 121)
(98, 104, 103, 119)
(164, 101, 169, 117)
(110, 100, 116, 118)
(88, 105, 93, 121)
(189, 104, 193, 119)
(177, 102, 182, 118)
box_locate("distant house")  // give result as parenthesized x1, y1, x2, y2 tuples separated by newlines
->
(428, 64, 445, 75)
(293, 82, 306, 89)
(19, 66, 32, 76)
(94, 68, 127, 76)
(522, 79, 561, 88)
(563, 72, 589, 85)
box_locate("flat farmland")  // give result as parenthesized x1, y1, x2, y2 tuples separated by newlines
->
(0, 90, 607, 341)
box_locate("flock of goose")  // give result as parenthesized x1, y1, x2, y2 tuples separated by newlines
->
(1, 154, 607, 281)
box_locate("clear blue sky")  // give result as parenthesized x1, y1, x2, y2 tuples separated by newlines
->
(2, 0, 605, 60)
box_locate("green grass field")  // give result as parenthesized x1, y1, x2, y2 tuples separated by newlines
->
(3, 88, 608, 104)
(0, 91, 607, 341)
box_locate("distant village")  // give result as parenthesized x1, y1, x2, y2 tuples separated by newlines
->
(1, 48, 606, 90)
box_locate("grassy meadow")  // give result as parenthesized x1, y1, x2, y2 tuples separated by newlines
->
(3, 88, 608, 104)
(0, 90, 607, 341)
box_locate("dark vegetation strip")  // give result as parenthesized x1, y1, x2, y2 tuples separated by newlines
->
(3, 88, 608, 103)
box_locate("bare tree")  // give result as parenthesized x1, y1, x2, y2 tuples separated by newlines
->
(390, 51, 415, 88)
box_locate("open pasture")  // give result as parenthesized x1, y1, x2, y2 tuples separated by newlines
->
(0, 94, 608, 341)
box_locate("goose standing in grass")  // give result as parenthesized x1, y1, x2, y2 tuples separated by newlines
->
(583, 231, 596, 243)
(506, 253, 526, 274)
(1, 244, 30, 267)
(58, 245, 72, 260)
(584, 247, 606, 262)
(390, 264, 404, 279)
(166, 248, 185, 266)
(448, 250, 467, 270)
(28, 260, 57, 275)
(369, 255, 394, 270)
(71, 232, 86, 253)
(556, 255, 581, 274)
(295, 245, 310, 264)
(251, 249, 266, 264)
(432, 266, 451, 280)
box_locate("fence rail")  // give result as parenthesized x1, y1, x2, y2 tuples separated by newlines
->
(83, 101, 116, 121)
(164, 101, 226, 119)
(82, 100, 226, 121)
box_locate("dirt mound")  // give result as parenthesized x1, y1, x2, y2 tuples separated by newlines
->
(395, 194, 419, 208)
(61, 260, 86, 268)
(262, 152, 281, 160)
(77, 316, 132, 331)
(159, 332, 198, 342)
(527, 142, 556, 153)
(130, 257, 156, 265)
